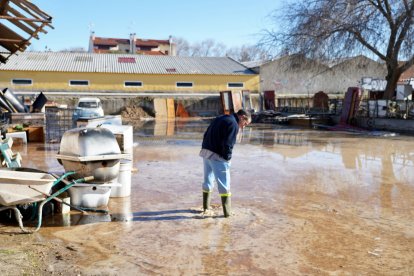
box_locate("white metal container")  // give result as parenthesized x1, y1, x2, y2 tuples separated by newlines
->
(101, 125, 134, 156)
(110, 160, 132, 198)
(57, 127, 123, 183)
(69, 184, 111, 208)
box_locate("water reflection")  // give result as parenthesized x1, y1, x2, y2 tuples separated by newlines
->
(12, 118, 414, 227)
(16, 119, 414, 186)
(42, 197, 134, 228)
(130, 119, 414, 211)
(241, 128, 309, 147)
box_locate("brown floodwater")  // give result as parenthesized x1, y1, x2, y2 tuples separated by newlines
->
(2, 119, 414, 275)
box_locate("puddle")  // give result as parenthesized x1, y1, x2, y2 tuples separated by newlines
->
(1, 119, 414, 275)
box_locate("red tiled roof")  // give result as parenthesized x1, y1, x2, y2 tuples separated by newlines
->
(400, 63, 414, 81)
(137, 50, 166, 56)
(93, 49, 111, 53)
(93, 37, 129, 46)
(94, 36, 170, 47)
(92, 49, 165, 55)
(136, 39, 169, 47)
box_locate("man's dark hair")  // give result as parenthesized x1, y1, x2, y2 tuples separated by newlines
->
(236, 109, 248, 116)
(236, 109, 251, 122)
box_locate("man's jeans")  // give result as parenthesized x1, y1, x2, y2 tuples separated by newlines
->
(202, 158, 231, 196)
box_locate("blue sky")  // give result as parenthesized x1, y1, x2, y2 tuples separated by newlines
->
(29, 0, 281, 51)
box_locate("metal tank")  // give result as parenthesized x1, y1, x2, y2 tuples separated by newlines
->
(56, 127, 123, 183)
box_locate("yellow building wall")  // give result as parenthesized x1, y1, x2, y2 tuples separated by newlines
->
(0, 71, 259, 93)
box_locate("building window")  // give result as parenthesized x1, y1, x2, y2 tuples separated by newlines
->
(69, 80, 89, 86)
(176, 82, 193, 88)
(124, 81, 143, 87)
(12, 79, 32, 85)
(227, 82, 244, 88)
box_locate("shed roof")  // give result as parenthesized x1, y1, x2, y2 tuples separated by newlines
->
(0, 52, 256, 75)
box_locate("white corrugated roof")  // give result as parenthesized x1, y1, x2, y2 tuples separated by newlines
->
(0, 52, 256, 75)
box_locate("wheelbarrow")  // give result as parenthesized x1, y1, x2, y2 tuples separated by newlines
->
(0, 170, 103, 233)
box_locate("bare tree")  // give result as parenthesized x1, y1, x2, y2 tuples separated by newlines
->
(59, 47, 87, 53)
(199, 39, 215, 56)
(174, 36, 269, 62)
(190, 39, 226, 57)
(261, 0, 414, 99)
(227, 45, 270, 62)
(210, 42, 227, 57)
(173, 37, 190, 56)
(189, 42, 203, 57)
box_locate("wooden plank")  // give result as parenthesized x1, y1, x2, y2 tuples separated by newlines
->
(2, 16, 38, 38)
(10, 0, 52, 25)
(0, 38, 24, 42)
(154, 98, 167, 119)
(231, 91, 243, 113)
(220, 91, 232, 115)
(0, 0, 10, 15)
(0, 22, 25, 53)
(7, 5, 43, 34)
(166, 120, 175, 136)
(242, 90, 252, 110)
(0, 15, 47, 22)
(24, 126, 44, 143)
(166, 98, 175, 119)
(264, 91, 275, 110)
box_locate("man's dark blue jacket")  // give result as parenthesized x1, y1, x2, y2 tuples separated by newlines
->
(202, 114, 239, 161)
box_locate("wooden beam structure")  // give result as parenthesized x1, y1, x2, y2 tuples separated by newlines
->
(0, 0, 53, 64)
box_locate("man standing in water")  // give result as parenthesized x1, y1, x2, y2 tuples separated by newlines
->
(200, 109, 251, 217)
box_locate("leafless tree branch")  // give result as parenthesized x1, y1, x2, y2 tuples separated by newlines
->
(261, 0, 414, 99)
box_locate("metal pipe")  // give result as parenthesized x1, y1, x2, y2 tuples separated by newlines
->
(0, 94, 13, 112)
(2, 88, 25, 112)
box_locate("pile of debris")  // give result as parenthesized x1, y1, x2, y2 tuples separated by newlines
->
(121, 106, 154, 121)
(251, 110, 288, 124)
(0, 88, 47, 115)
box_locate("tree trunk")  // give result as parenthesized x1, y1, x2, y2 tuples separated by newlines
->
(383, 67, 402, 100)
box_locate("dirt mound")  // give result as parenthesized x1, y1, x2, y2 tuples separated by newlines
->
(121, 106, 153, 120)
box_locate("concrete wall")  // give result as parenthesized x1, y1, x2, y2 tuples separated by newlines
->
(260, 55, 329, 95)
(45, 93, 261, 117)
(260, 55, 387, 95)
(0, 71, 259, 93)
(356, 116, 414, 134)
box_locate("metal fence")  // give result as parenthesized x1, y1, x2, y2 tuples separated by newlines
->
(274, 98, 414, 120)
(45, 107, 74, 142)
(274, 99, 342, 115)
(357, 99, 414, 119)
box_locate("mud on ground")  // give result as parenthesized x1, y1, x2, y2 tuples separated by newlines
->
(1, 123, 414, 275)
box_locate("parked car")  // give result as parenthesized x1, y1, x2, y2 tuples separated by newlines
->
(72, 97, 104, 124)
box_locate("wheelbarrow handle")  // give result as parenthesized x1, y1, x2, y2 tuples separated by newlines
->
(82, 176, 94, 182)
(28, 185, 87, 214)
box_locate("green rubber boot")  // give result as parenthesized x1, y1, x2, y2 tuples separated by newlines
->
(221, 196, 231, 218)
(203, 192, 211, 211)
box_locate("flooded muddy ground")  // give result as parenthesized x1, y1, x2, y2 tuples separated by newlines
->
(1, 119, 414, 275)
